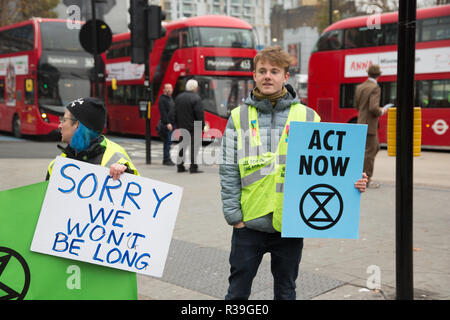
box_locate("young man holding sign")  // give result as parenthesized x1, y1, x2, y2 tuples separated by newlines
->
(219, 46, 368, 300)
(46, 97, 138, 180)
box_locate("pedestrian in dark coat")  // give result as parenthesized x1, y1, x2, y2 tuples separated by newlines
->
(159, 83, 175, 165)
(174, 79, 205, 173)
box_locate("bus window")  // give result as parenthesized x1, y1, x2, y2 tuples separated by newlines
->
(359, 27, 383, 47)
(380, 82, 396, 107)
(0, 24, 34, 54)
(162, 29, 183, 61)
(40, 22, 83, 51)
(190, 27, 200, 47)
(196, 76, 253, 118)
(173, 78, 185, 98)
(199, 77, 253, 118)
(136, 85, 147, 104)
(382, 23, 398, 45)
(107, 86, 114, 104)
(113, 85, 125, 104)
(180, 29, 193, 48)
(343, 29, 358, 49)
(339, 83, 357, 108)
(107, 84, 144, 106)
(340, 82, 398, 109)
(124, 85, 132, 105)
(343, 26, 383, 48)
(155, 29, 185, 99)
(106, 40, 130, 59)
(430, 79, 450, 108)
(196, 27, 254, 48)
(422, 17, 450, 41)
(416, 81, 429, 108)
(0, 79, 4, 102)
(313, 29, 343, 51)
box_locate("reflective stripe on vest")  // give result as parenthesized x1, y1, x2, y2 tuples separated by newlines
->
(100, 138, 139, 176)
(231, 103, 320, 231)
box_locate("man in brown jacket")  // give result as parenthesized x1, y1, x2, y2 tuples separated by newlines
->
(354, 64, 387, 188)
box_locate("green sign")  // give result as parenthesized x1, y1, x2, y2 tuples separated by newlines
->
(0, 182, 137, 300)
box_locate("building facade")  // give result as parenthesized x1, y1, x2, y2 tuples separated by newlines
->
(56, 0, 314, 47)
(162, 0, 280, 48)
(271, 3, 319, 76)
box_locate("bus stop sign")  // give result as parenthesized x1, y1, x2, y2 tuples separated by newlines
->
(79, 19, 112, 54)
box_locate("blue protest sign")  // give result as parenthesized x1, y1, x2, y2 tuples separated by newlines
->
(282, 122, 367, 239)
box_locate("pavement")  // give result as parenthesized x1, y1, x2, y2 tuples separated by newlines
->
(1, 134, 449, 300)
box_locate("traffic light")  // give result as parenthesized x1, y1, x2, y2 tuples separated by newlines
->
(129, 0, 147, 64)
(147, 5, 166, 40)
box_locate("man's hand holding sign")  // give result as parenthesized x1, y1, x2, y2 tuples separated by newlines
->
(282, 122, 368, 239)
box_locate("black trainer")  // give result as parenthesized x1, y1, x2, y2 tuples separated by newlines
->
(163, 159, 175, 166)
(189, 165, 203, 173)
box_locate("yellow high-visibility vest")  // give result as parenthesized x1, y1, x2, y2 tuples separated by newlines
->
(47, 137, 139, 177)
(231, 103, 320, 231)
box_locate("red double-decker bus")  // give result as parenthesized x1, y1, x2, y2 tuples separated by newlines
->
(0, 18, 95, 137)
(308, 5, 450, 149)
(104, 15, 256, 138)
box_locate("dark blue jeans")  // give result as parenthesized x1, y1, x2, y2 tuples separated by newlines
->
(163, 130, 172, 162)
(225, 227, 304, 300)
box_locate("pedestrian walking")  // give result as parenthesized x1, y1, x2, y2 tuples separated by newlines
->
(354, 64, 389, 188)
(173, 79, 205, 173)
(46, 97, 138, 180)
(159, 83, 176, 166)
(219, 46, 368, 300)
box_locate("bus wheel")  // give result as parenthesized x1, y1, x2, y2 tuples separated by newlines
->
(12, 114, 22, 138)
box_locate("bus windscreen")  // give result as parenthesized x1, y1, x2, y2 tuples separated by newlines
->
(40, 21, 84, 52)
(194, 27, 254, 49)
(38, 22, 93, 112)
(196, 76, 254, 118)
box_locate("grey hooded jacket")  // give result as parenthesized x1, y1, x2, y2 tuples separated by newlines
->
(219, 84, 317, 233)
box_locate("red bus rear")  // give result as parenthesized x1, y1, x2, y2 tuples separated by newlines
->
(308, 5, 450, 149)
(104, 15, 256, 139)
(0, 18, 95, 137)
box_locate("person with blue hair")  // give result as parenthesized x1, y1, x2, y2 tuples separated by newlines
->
(46, 97, 138, 180)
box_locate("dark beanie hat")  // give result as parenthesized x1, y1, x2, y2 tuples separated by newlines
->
(66, 97, 106, 133)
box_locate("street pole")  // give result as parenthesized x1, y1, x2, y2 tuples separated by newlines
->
(329, 0, 333, 25)
(144, 10, 152, 165)
(395, 0, 416, 300)
(90, 0, 99, 98)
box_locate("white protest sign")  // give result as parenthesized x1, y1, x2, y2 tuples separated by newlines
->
(31, 156, 183, 277)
